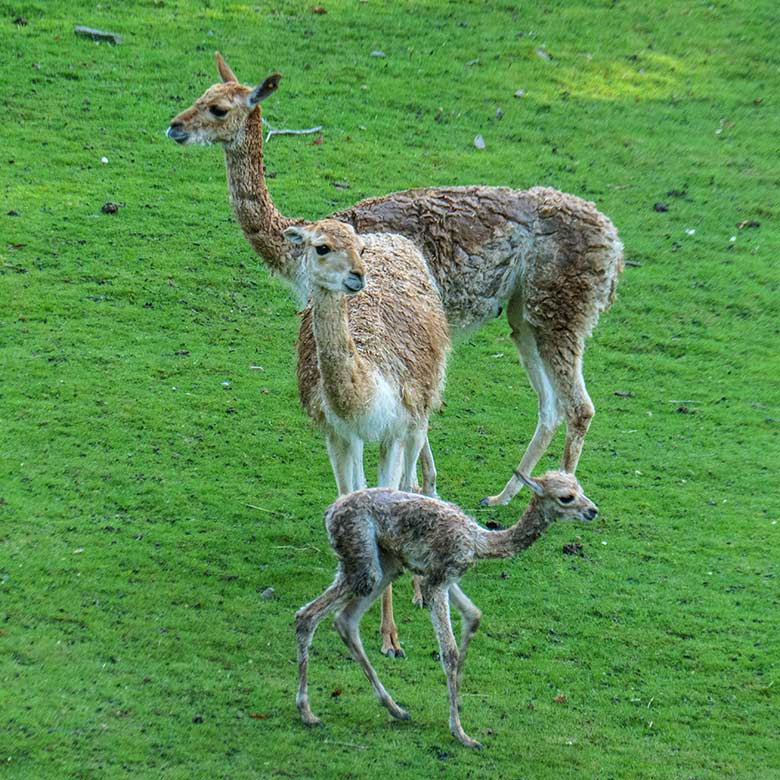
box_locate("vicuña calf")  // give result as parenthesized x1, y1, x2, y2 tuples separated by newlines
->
(295, 470, 598, 748)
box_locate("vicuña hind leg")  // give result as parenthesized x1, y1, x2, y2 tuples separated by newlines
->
(556, 352, 594, 473)
(481, 314, 563, 506)
(295, 579, 348, 726)
(335, 577, 411, 721)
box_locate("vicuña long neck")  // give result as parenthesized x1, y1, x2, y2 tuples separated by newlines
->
(311, 288, 375, 419)
(223, 107, 300, 282)
(477, 499, 554, 559)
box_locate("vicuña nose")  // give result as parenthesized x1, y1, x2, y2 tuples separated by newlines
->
(585, 507, 598, 521)
(345, 271, 364, 292)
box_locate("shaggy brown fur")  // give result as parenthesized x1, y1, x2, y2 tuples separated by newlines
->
(166, 53, 624, 506)
(294, 470, 598, 748)
(294, 223, 449, 437)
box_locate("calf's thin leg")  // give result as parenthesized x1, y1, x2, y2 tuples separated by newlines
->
(295, 579, 347, 726)
(429, 588, 482, 749)
(334, 578, 411, 721)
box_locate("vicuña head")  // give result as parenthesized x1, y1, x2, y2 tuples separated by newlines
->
(517, 470, 599, 522)
(166, 52, 281, 146)
(283, 220, 366, 294)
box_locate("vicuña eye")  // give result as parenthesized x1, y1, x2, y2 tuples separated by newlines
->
(209, 106, 229, 117)
(559, 495, 575, 504)
(315, 245, 331, 256)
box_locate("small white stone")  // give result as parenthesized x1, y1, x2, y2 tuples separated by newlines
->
(474, 134, 486, 150)
(685, 228, 696, 235)
(100, 156, 109, 164)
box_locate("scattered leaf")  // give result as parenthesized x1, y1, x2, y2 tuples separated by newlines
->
(7, 211, 20, 217)
(9, 243, 26, 249)
(614, 390, 634, 398)
(249, 713, 268, 719)
(101, 202, 120, 214)
(332, 180, 350, 190)
(737, 220, 760, 229)
(14, 16, 28, 26)
(311, 5, 327, 13)
(553, 693, 567, 704)
(330, 689, 342, 698)
(536, 47, 552, 60)
(370, 50, 386, 58)
(653, 202, 669, 212)
(514, 89, 525, 98)
(312, 136, 323, 145)
(261, 587, 275, 600)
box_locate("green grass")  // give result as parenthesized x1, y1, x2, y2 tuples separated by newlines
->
(1, 0, 778, 777)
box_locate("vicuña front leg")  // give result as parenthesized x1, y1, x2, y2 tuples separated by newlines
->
(448, 584, 481, 692)
(379, 585, 404, 657)
(429, 587, 482, 749)
(411, 576, 424, 608)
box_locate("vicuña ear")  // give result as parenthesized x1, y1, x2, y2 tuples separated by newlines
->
(215, 51, 238, 83)
(283, 226, 310, 245)
(248, 73, 282, 106)
(516, 472, 545, 496)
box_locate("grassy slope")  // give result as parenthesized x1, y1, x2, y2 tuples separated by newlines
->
(1, 0, 778, 778)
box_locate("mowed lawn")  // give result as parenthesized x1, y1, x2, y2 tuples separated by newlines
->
(1, 1, 778, 778)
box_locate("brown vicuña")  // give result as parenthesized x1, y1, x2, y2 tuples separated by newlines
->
(166, 52, 623, 505)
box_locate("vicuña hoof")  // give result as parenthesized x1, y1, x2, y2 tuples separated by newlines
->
(388, 704, 411, 721)
(382, 646, 406, 659)
(456, 733, 483, 749)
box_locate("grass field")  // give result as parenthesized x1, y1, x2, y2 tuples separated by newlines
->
(2, 0, 779, 777)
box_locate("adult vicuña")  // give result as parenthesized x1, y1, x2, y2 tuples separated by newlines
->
(166, 53, 623, 506)
(295, 470, 598, 749)
(285, 218, 449, 656)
